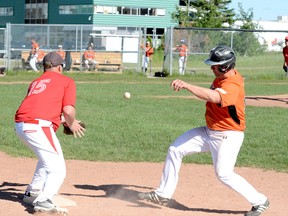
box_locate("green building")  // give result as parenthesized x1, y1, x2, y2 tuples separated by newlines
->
(0, 0, 180, 35)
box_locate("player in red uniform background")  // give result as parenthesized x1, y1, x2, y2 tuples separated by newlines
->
(282, 36, 288, 72)
(15, 52, 85, 214)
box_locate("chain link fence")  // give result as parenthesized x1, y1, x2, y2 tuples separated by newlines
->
(4, 23, 160, 72)
(1, 24, 288, 77)
(163, 27, 288, 76)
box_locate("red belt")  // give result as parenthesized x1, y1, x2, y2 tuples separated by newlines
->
(24, 120, 39, 124)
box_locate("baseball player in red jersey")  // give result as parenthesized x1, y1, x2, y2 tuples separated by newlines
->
(15, 52, 85, 214)
(282, 36, 288, 72)
(139, 46, 269, 216)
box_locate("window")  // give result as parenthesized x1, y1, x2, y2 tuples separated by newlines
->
(0, 7, 13, 16)
(59, 4, 165, 17)
(59, 5, 93, 14)
(25, 2, 48, 24)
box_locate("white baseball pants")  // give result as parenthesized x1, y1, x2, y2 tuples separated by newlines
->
(155, 126, 267, 206)
(142, 55, 150, 71)
(15, 119, 66, 202)
(178, 56, 186, 75)
(29, 54, 39, 72)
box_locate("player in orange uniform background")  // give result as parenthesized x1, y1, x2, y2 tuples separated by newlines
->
(141, 41, 154, 74)
(139, 46, 269, 216)
(83, 46, 97, 70)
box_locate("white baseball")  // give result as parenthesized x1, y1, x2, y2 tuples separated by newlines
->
(124, 92, 131, 99)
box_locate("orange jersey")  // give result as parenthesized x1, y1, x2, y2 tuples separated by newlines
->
(37, 49, 46, 62)
(177, 44, 188, 57)
(141, 44, 154, 57)
(15, 72, 76, 131)
(57, 50, 66, 60)
(84, 50, 95, 60)
(31, 42, 39, 54)
(205, 69, 245, 131)
(283, 46, 288, 63)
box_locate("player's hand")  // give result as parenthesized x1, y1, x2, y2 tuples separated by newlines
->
(171, 79, 188, 92)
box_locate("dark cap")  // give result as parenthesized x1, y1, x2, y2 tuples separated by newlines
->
(43, 52, 64, 67)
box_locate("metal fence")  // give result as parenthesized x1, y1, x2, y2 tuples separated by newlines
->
(2, 24, 288, 76)
(163, 27, 288, 75)
(4, 23, 162, 72)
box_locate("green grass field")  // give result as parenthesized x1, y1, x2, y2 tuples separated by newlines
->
(0, 68, 287, 172)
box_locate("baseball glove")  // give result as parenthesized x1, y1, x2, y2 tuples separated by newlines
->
(283, 65, 287, 72)
(63, 121, 86, 135)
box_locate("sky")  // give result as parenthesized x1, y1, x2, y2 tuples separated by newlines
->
(229, 0, 288, 21)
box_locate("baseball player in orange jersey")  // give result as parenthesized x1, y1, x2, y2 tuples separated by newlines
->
(141, 41, 154, 73)
(83, 46, 97, 70)
(139, 46, 269, 216)
(173, 39, 188, 75)
(15, 52, 85, 214)
(29, 39, 40, 72)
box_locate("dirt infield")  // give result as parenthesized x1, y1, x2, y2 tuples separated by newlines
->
(1, 95, 287, 216)
(1, 152, 288, 216)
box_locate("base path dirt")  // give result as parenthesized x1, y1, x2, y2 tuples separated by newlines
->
(0, 152, 287, 216)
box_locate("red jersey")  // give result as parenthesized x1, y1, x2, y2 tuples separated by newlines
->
(15, 72, 76, 131)
(283, 46, 288, 64)
(205, 69, 245, 131)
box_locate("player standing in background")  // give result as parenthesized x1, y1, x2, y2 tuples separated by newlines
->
(282, 36, 288, 73)
(173, 39, 188, 75)
(141, 41, 154, 74)
(29, 39, 40, 72)
(139, 46, 269, 216)
(15, 52, 85, 214)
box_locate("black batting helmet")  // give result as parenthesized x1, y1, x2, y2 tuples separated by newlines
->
(204, 46, 236, 72)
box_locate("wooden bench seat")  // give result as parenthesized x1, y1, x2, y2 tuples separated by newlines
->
(70, 51, 122, 72)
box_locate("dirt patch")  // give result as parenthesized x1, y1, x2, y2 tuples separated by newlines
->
(0, 151, 287, 216)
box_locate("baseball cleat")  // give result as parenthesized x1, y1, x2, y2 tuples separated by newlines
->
(244, 199, 270, 216)
(138, 191, 169, 205)
(34, 199, 68, 215)
(23, 191, 39, 206)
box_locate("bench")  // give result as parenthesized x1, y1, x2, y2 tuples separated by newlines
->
(21, 50, 47, 70)
(21, 51, 31, 70)
(70, 51, 122, 72)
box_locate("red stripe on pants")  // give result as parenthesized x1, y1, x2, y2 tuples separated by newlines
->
(42, 127, 58, 154)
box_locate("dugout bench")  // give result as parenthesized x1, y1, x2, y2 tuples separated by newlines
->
(70, 51, 122, 72)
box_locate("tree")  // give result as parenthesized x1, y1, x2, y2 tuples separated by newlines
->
(171, 0, 236, 28)
(191, 0, 235, 28)
(232, 3, 265, 56)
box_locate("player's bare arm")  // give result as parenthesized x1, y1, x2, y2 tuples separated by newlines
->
(63, 105, 86, 138)
(171, 79, 221, 103)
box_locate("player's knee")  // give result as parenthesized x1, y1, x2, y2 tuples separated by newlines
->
(168, 145, 183, 159)
(215, 169, 233, 182)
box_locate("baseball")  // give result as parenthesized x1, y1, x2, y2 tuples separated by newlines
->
(124, 92, 131, 99)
